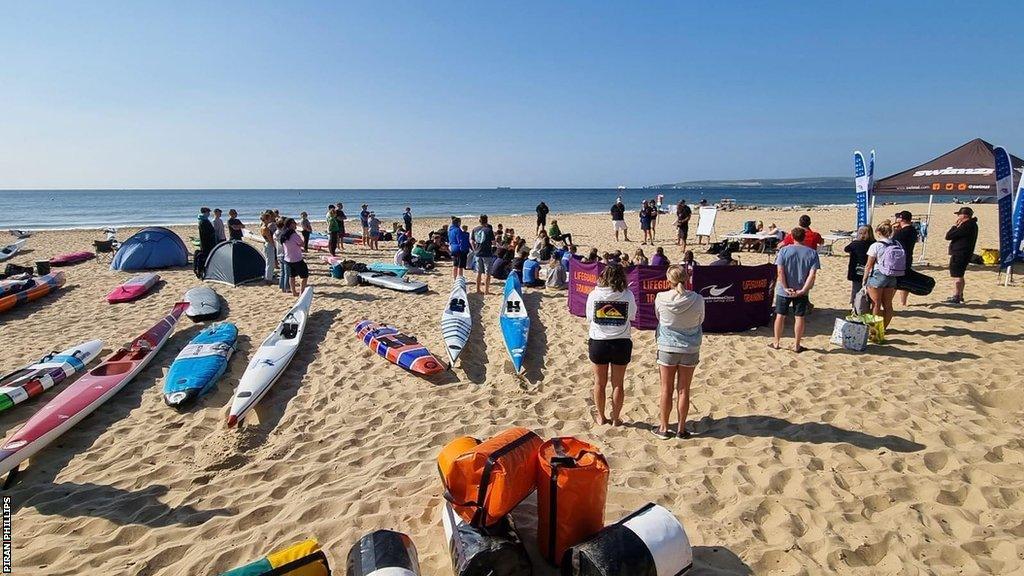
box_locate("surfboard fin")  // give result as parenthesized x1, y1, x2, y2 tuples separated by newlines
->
(2, 465, 20, 490)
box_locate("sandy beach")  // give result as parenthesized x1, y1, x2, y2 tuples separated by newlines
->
(2, 203, 1023, 575)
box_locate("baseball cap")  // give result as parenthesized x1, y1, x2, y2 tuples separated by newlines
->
(954, 207, 974, 217)
(895, 210, 912, 222)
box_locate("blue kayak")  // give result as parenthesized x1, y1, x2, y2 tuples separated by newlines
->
(163, 322, 238, 408)
(499, 272, 530, 374)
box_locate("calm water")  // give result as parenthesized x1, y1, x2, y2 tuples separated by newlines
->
(0, 188, 939, 230)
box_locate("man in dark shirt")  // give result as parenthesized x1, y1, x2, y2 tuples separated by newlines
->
(198, 206, 216, 255)
(403, 207, 413, 235)
(471, 214, 496, 295)
(676, 200, 692, 248)
(536, 201, 549, 234)
(227, 209, 244, 241)
(610, 201, 630, 241)
(944, 207, 979, 304)
(892, 210, 918, 306)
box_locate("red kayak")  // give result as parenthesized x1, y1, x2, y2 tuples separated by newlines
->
(0, 301, 187, 477)
(50, 251, 95, 267)
(0, 272, 65, 314)
(106, 273, 160, 304)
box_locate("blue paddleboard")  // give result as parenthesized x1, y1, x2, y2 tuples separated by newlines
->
(163, 322, 238, 408)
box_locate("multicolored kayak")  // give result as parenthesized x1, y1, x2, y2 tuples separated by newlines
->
(356, 320, 444, 375)
(50, 251, 94, 266)
(499, 272, 530, 374)
(227, 287, 313, 427)
(106, 273, 160, 303)
(0, 339, 103, 413)
(0, 272, 66, 314)
(0, 239, 25, 263)
(163, 322, 237, 409)
(440, 276, 471, 366)
(0, 302, 187, 476)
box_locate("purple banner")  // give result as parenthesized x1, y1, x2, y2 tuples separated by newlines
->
(691, 264, 776, 333)
(568, 260, 668, 330)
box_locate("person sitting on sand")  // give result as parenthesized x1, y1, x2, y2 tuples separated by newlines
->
(511, 249, 528, 276)
(650, 246, 669, 267)
(546, 257, 567, 288)
(548, 219, 574, 248)
(653, 265, 704, 439)
(412, 240, 435, 264)
(771, 227, 820, 352)
(709, 249, 738, 266)
(634, 248, 649, 266)
(491, 251, 513, 280)
(523, 257, 543, 287)
(584, 248, 600, 263)
(586, 264, 636, 426)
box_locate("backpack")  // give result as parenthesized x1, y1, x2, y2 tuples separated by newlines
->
(875, 241, 906, 277)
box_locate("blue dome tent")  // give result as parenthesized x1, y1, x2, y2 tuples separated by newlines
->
(111, 226, 189, 271)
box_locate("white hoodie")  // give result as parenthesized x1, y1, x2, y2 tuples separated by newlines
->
(654, 289, 705, 353)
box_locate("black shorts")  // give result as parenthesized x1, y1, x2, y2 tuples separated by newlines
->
(774, 293, 809, 317)
(452, 251, 468, 268)
(588, 338, 633, 366)
(287, 260, 309, 279)
(678, 223, 689, 240)
(949, 254, 969, 278)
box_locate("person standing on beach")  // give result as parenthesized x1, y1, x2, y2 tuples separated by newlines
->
(336, 203, 347, 241)
(653, 265, 704, 439)
(359, 204, 370, 244)
(212, 208, 226, 243)
(280, 218, 308, 296)
(862, 221, 905, 329)
(676, 200, 691, 249)
(260, 212, 277, 283)
(448, 217, 469, 279)
(892, 211, 917, 306)
(403, 207, 413, 235)
(227, 209, 244, 241)
(586, 264, 636, 427)
(536, 201, 549, 234)
(639, 200, 653, 245)
(471, 214, 496, 294)
(300, 211, 312, 252)
(326, 206, 340, 256)
(611, 199, 629, 241)
(781, 215, 823, 250)
(844, 225, 873, 308)
(367, 212, 381, 250)
(771, 227, 820, 353)
(944, 207, 979, 304)
(649, 201, 658, 241)
(198, 207, 216, 256)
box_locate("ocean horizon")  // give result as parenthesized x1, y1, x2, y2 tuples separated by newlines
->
(0, 187, 942, 230)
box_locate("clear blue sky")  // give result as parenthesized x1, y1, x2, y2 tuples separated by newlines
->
(2, 1, 1021, 189)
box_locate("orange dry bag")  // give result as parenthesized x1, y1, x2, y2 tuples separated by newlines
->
(536, 437, 609, 565)
(438, 427, 543, 527)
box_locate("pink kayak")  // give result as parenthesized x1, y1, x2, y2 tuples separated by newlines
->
(0, 301, 187, 477)
(50, 251, 95, 266)
(106, 273, 160, 304)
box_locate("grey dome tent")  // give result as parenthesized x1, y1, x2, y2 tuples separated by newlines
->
(202, 240, 265, 286)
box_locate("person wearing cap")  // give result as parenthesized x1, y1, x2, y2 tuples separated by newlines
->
(359, 204, 370, 244)
(944, 207, 979, 304)
(892, 210, 918, 306)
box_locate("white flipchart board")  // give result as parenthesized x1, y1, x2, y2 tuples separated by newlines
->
(695, 207, 717, 241)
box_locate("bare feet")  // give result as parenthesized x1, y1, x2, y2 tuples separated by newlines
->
(768, 342, 781, 350)
(592, 412, 608, 426)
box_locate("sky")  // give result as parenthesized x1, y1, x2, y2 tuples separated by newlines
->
(1, 1, 1022, 189)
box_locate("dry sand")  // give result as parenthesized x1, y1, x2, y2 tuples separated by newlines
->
(2, 203, 1022, 575)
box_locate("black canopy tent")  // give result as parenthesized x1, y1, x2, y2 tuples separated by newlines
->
(871, 138, 1024, 263)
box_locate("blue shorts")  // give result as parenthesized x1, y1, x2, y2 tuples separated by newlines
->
(866, 269, 898, 289)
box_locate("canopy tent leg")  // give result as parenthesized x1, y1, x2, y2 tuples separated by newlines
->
(918, 195, 933, 266)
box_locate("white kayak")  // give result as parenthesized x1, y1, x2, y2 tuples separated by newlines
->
(440, 277, 471, 366)
(0, 239, 26, 263)
(227, 287, 312, 427)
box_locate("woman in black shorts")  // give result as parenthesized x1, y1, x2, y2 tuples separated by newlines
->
(585, 265, 637, 426)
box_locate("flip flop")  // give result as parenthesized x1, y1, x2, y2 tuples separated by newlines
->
(676, 430, 692, 439)
(793, 345, 806, 353)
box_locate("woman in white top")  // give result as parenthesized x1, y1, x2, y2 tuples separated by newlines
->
(862, 221, 901, 329)
(653, 265, 705, 439)
(585, 264, 637, 426)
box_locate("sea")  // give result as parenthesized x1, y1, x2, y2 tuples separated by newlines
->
(0, 188, 941, 230)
